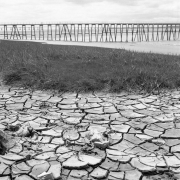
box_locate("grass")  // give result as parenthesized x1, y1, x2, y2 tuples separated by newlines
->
(0, 40, 180, 93)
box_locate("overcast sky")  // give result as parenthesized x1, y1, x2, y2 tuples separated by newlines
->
(0, 0, 179, 23)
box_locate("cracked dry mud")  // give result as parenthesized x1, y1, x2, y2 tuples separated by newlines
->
(1, 85, 180, 180)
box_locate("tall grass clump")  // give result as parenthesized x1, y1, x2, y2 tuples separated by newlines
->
(0, 40, 180, 93)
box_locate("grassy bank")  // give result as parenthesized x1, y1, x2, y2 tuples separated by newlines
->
(0, 40, 180, 93)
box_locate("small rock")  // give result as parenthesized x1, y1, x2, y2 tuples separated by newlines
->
(90, 167, 108, 179)
(63, 155, 88, 169)
(47, 161, 61, 179)
(30, 162, 50, 179)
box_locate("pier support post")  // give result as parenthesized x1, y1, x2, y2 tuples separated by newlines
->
(4, 25, 8, 39)
(77, 24, 83, 42)
(84, 24, 90, 42)
(10, 25, 21, 39)
(90, 24, 96, 42)
(39, 24, 44, 40)
(47, 24, 53, 40)
(31, 25, 36, 40)
(22, 25, 27, 40)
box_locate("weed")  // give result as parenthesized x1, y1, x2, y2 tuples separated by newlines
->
(0, 40, 180, 93)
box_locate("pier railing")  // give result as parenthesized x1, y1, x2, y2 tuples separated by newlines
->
(0, 23, 180, 42)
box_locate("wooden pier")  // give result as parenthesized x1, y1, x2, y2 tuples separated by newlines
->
(0, 23, 180, 42)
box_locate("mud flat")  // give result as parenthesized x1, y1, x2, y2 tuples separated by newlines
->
(41, 40, 180, 55)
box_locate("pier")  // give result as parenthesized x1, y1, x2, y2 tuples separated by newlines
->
(0, 23, 180, 42)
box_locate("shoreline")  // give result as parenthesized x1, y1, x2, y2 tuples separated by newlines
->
(1, 39, 180, 55)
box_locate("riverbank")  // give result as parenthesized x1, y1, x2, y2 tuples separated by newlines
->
(0, 40, 180, 93)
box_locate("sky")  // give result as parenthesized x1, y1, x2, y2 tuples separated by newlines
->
(0, 0, 179, 23)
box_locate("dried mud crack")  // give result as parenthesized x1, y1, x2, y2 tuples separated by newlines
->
(1, 85, 180, 179)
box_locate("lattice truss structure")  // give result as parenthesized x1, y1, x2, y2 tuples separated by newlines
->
(0, 23, 180, 42)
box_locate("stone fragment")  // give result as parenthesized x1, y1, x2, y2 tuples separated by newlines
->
(51, 137, 64, 145)
(0, 177, 11, 180)
(6, 103, 24, 111)
(34, 117, 47, 124)
(63, 129, 79, 141)
(140, 142, 159, 151)
(130, 158, 156, 172)
(88, 125, 107, 133)
(56, 146, 72, 154)
(62, 155, 88, 169)
(151, 138, 165, 146)
(165, 139, 180, 146)
(69, 170, 88, 178)
(64, 117, 81, 125)
(58, 104, 77, 110)
(118, 163, 134, 171)
(85, 107, 104, 114)
(1, 153, 24, 161)
(154, 114, 174, 122)
(60, 98, 77, 105)
(164, 156, 180, 167)
(133, 103, 147, 109)
(136, 134, 153, 140)
(125, 146, 151, 156)
(0, 163, 10, 174)
(78, 102, 100, 109)
(79, 154, 103, 165)
(26, 159, 46, 167)
(124, 134, 143, 145)
(16, 162, 31, 171)
(85, 114, 109, 120)
(34, 153, 51, 160)
(125, 170, 142, 180)
(135, 109, 161, 116)
(146, 124, 164, 131)
(58, 152, 74, 163)
(104, 106, 117, 114)
(170, 167, 180, 173)
(106, 149, 131, 163)
(110, 140, 135, 151)
(40, 144, 58, 152)
(110, 124, 130, 133)
(139, 156, 166, 167)
(141, 117, 158, 124)
(90, 167, 108, 179)
(117, 105, 136, 110)
(161, 128, 180, 138)
(14, 175, 34, 180)
(47, 96, 62, 103)
(39, 136, 51, 143)
(0, 156, 15, 165)
(42, 129, 62, 137)
(155, 122, 174, 129)
(144, 129, 162, 137)
(171, 144, 180, 153)
(12, 163, 30, 175)
(126, 120, 146, 130)
(28, 121, 48, 130)
(30, 162, 50, 179)
(47, 161, 61, 179)
(109, 171, 124, 180)
(139, 98, 155, 104)
(100, 158, 119, 171)
(109, 132, 122, 145)
(87, 97, 102, 103)
(128, 128, 142, 134)
(9, 143, 23, 153)
(142, 173, 177, 180)
(121, 110, 146, 118)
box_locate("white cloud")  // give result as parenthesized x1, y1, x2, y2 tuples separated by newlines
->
(0, 0, 179, 23)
